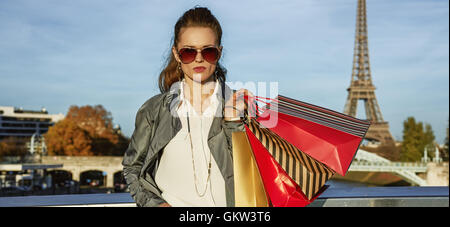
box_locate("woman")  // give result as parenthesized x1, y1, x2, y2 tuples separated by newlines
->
(122, 6, 252, 207)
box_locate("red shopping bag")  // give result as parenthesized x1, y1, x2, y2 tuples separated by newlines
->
(252, 95, 371, 176)
(245, 124, 326, 207)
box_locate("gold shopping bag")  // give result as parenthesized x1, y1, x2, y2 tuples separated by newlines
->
(232, 131, 269, 207)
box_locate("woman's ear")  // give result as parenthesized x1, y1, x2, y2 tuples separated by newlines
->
(218, 45, 223, 61)
(172, 46, 181, 63)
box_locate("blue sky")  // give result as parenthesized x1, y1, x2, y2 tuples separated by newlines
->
(0, 0, 448, 143)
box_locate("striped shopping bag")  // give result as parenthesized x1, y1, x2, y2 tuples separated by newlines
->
(246, 118, 335, 200)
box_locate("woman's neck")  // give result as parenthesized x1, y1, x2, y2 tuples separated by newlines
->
(183, 75, 216, 111)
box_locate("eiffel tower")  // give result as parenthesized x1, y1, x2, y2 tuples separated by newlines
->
(344, 0, 395, 145)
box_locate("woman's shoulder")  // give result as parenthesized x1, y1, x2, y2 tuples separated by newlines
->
(136, 93, 168, 117)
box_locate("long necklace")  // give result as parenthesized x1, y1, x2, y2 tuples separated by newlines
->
(186, 109, 212, 197)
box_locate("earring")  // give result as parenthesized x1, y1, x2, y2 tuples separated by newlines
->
(178, 62, 183, 80)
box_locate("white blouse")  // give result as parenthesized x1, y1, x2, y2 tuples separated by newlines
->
(154, 79, 227, 207)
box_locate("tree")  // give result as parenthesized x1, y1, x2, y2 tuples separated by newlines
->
(66, 105, 115, 142)
(442, 120, 449, 161)
(0, 137, 28, 159)
(401, 117, 436, 162)
(45, 105, 129, 156)
(44, 120, 93, 156)
(401, 117, 423, 161)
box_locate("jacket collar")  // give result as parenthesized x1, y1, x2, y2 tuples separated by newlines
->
(178, 77, 221, 110)
(164, 76, 230, 114)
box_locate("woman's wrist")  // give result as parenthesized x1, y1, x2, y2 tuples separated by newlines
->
(224, 105, 242, 121)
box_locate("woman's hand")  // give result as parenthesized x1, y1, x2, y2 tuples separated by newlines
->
(224, 88, 254, 121)
(158, 202, 171, 207)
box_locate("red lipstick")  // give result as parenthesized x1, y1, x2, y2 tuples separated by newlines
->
(193, 66, 206, 73)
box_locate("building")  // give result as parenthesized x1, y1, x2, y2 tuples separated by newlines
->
(0, 106, 65, 140)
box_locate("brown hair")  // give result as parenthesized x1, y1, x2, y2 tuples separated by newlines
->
(158, 6, 227, 93)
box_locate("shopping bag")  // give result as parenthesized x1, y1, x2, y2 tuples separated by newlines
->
(245, 122, 328, 206)
(245, 118, 334, 201)
(232, 131, 269, 207)
(251, 95, 371, 176)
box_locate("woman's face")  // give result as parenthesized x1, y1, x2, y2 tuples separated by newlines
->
(172, 26, 222, 83)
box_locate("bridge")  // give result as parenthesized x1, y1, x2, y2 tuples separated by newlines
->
(348, 149, 430, 186)
(41, 156, 124, 188)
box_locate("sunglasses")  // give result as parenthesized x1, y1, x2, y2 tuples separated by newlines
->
(177, 47, 220, 64)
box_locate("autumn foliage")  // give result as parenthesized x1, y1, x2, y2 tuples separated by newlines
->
(0, 137, 28, 157)
(44, 105, 129, 156)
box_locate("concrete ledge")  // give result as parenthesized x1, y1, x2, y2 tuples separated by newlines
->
(0, 192, 135, 207)
(0, 186, 448, 207)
